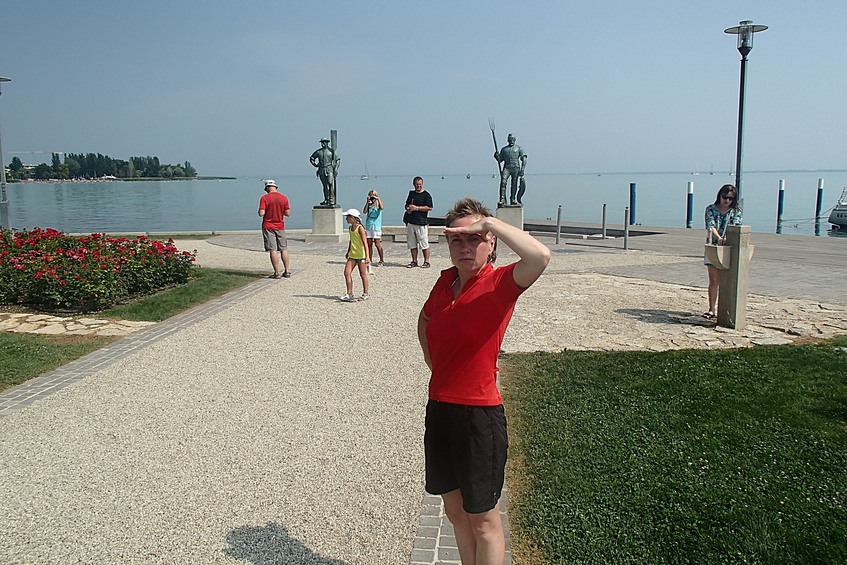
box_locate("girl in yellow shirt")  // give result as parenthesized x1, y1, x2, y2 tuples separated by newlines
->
(341, 209, 371, 301)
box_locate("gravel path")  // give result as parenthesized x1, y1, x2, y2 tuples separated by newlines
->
(1, 234, 844, 564)
(0, 248, 437, 564)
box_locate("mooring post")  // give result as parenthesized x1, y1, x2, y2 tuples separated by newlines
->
(686, 181, 694, 228)
(601, 203, 607, 239)
(629, 183, 636, 225)
(623, 207, 629, 250)
(776, 179, 785, 234)
(815, 178, 824, 220)
(555, 205, 562, 245)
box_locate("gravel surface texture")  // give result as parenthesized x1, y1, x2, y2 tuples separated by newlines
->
(1, 246, 436, 564)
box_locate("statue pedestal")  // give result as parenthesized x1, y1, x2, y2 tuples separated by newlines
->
(306, 206, 344, 243)
(496, 205, 524, 230)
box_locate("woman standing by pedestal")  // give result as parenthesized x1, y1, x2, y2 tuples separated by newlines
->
(417, 197, 550, 564)
(703, 184, 742, 319)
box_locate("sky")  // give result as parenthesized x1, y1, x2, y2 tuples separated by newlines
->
(1, 0, 846, 178)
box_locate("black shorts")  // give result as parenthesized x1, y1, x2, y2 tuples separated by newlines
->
(424, 400, 508, 514)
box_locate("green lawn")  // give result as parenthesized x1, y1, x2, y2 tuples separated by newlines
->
(103, 268, 261, 321)
(0, 333, 115, 392)
(503, 337, 847, 564)
(0, 268, 260, 392)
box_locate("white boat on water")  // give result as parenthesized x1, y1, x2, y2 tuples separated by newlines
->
(828, 187, 847, 228)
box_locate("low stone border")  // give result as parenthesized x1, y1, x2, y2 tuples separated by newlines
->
(410, 491, 512, 565)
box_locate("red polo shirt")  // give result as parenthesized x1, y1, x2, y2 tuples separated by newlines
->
(260, 192, 290, 230)
(423, 262, 523, 406)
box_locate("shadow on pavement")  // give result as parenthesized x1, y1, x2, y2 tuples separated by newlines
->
(615, 308, 714, 326)
(224, 522, 348, 565)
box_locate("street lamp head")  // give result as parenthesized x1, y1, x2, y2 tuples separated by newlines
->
(725, 20, 768, 57)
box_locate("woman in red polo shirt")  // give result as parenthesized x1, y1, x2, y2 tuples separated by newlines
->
(418, 197, 550, 564)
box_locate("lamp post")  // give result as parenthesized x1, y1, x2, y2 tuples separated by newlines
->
(724, 20, 767, 203)
(0, 76, 10, 229)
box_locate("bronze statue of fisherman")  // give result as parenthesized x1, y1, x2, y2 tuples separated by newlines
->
(493, 134, 527, 206)
(310, 138, 340, 206)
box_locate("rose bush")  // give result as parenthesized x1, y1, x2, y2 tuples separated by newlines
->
(0, 227, 196, 311)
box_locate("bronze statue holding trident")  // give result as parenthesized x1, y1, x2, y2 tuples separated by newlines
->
(310, 134, 340, 207)
(490, 120, 527, 206)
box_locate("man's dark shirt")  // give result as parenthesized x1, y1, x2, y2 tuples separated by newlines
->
(405, 190, 433, 226)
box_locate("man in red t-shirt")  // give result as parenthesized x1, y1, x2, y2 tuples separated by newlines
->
(258, 179, 292, 278)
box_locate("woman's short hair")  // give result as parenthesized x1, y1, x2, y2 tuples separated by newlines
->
(445, 198, 492, 227)
(445, 198, 497, 263)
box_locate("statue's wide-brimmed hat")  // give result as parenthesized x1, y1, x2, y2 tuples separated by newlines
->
(320, 138, 330, 143)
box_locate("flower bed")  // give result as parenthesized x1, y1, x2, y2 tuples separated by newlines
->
(0, 227, 196, 312)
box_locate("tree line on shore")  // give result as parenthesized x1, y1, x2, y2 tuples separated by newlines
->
(5, 153, 197, 181)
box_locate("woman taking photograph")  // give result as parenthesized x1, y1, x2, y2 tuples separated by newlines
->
(363, 189, 384, 267)
(703, 184, 742, 319)
(417, 197, 550, 564)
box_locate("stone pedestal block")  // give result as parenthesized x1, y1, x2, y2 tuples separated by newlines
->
(716, 225, 754, 330)
(496, 205, 524, 230)
(306, 207, 344, 243)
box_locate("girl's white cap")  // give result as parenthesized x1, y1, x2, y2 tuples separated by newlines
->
(342, 208, 361, 218)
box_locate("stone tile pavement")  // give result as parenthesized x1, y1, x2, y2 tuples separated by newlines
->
(410, 492, 512, 565)
(0, 312, 155, 336)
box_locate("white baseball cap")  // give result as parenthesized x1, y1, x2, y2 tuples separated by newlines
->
(341, 208, 361, 218)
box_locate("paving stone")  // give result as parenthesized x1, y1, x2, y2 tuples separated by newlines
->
(418, 516, 441, 527)
(409, 549, 434, 563)
(438, 547, 461, 561)
(95, 327, 133, 336)
(24, 314, 52, 322)
(115, 320, 155, 328)
(415, 526, 439, 538)
(413, 537, 436, 549)
(32, 325, 67, 335)
(77, 318, 109, 325)
(750, 336, 793, 346)
(439, 535, 457, 548)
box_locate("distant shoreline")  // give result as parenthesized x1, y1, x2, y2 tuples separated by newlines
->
(8, 171, 846, 183)
(8, 176, 236, 183)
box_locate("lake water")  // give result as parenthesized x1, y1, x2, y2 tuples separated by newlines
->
(4, 171, 846, 238)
